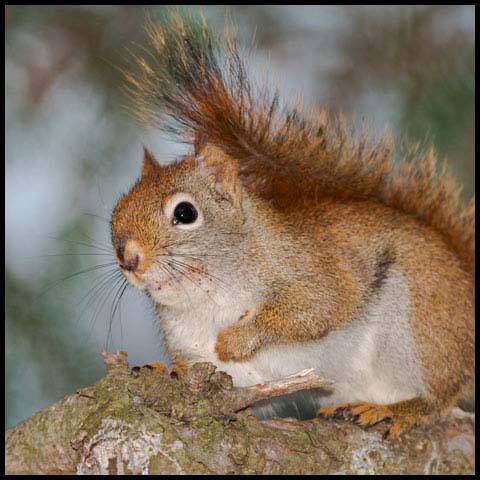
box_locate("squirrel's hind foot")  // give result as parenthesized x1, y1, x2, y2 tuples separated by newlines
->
(317, 398, 431, 439)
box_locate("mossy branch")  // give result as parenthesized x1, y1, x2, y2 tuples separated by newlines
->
(5, 352, 474, 474)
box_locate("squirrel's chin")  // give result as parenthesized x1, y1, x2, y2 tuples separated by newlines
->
(142, 270, 173, 290)
(148, 285, 189, 306)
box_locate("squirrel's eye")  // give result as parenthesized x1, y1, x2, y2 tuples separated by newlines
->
(173, 202, 198, 225)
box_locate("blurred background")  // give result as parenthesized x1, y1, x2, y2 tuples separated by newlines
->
(5, 5, 475, 430)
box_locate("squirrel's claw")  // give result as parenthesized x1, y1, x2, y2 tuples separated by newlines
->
(318, 400, 417, 439)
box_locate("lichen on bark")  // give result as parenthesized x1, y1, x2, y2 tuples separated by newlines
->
(5, 352, 475, 475)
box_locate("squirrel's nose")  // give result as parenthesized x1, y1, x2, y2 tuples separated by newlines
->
(121, 253, 139, 272)
(116, 239, 143, 273)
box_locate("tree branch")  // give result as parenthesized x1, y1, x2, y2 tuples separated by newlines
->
(5, 352, 475, 474)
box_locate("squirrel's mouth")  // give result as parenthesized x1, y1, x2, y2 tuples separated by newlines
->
(119, 258, 215, 305)
(119, 267, 174, 293)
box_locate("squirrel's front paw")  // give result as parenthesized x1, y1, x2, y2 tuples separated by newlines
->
(131, 361, 189, 378)
(215, 324, 258, 362)
(131, 361, 169, 376)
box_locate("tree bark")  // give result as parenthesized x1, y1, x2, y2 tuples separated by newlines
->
(5, 352, 475, 475)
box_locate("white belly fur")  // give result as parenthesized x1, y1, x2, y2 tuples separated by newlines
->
(159, 269, 425, 406)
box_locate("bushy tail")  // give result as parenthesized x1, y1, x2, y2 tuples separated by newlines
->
(123, 11, 474, 273)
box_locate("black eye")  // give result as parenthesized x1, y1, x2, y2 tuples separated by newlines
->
(173, 202, 198, 225)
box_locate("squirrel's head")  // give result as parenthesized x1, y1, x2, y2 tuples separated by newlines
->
(111, 144, 248, 306)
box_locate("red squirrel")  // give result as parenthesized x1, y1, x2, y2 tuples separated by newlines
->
(111, 13, 474, 437)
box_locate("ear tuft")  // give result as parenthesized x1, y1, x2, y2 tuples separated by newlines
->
(141, 146, 159, 178)
(196, 145, 241, 206)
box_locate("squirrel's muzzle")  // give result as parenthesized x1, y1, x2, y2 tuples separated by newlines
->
(115, 239, 147, 274)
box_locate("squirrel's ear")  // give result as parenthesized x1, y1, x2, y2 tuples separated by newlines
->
(193, 136, 206, 157)
(141, 146, 159, 178)
(196, 145, 241, 206)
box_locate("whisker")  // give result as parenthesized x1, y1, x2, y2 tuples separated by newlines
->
(153, 239, 178, 250)
(118, 282, 126, 348)
(151, 244, 237, 260)
(81, 212, 111, 224)
(75, 268, 120, 310)
(74, 269, 121, 338)
(23, 253, 112, 259)
(154, 254, 230, 292)
(77, 231, 113, 252)
(48, 236, 112, 254)
(153, 239, 197, 250)
(167, 257, 229, 290)
(88, 273, 126, 347)
(158, 261, 193, 307)
(167, 261, 219, 306)
(85, 271, 124, 335)
(106, 277, 129, 351)
(36, 262, 117, 299)
(110, 278, 128, 328)
(166, 253, 224, 258)
(217, 231, 247, 236)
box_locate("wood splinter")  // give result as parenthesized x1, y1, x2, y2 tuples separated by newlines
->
(226, 369, 334, 413)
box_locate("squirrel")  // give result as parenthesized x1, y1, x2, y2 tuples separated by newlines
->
(111, 12, 474, 438)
